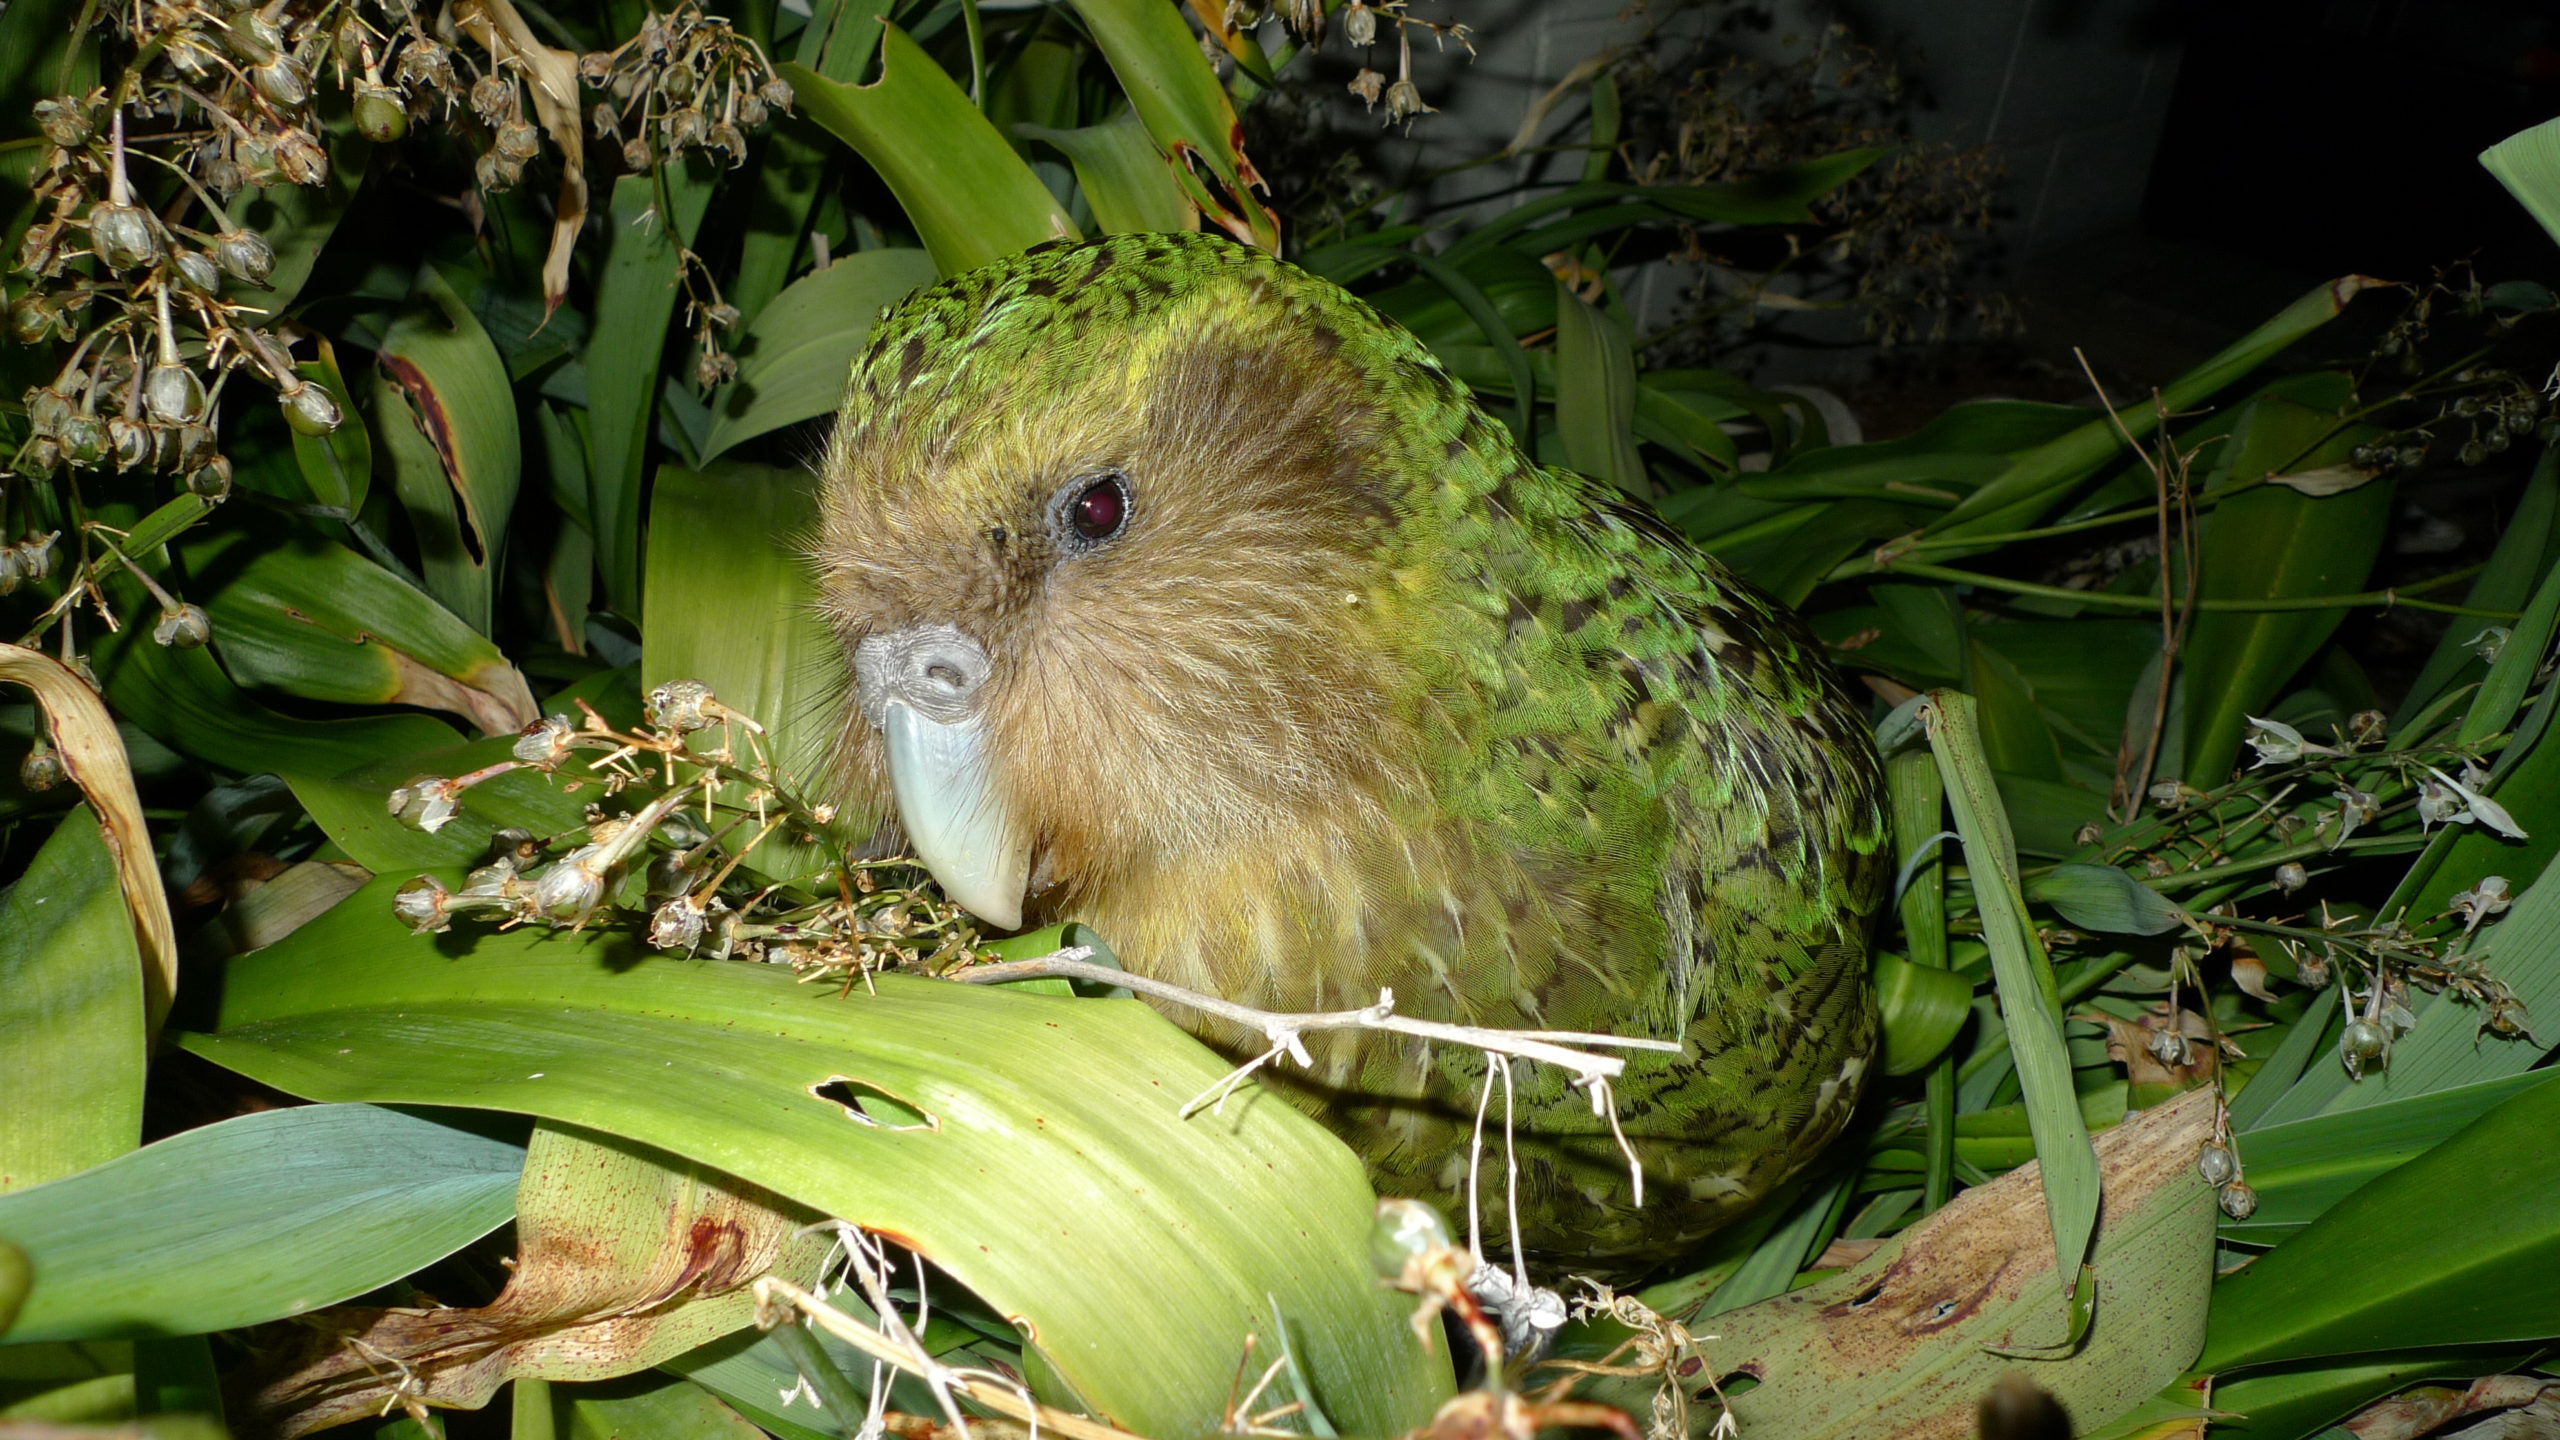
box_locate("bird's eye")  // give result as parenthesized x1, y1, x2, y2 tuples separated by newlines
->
(1065, 474, 1129, 544)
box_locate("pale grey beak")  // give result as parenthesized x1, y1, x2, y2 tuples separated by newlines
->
(851, 623, 1030, 930)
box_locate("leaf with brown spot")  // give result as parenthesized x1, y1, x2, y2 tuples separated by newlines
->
(1559, 1090, 2216, 1440)
(369, 265, 523, 633)
(251, 1123, 830, 1438)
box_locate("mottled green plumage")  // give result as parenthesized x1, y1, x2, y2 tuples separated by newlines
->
(816, 231, 1887, 1272)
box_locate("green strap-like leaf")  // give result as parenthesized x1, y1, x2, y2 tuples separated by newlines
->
(1553, 283, 1647, 496)
(180, 882, 1451, 1434)
(0, 807, 143, 1194)
(2202, 1071, 2560, 1370)
(586, 162, 718, 613)
(1018, 110, 1197, 236)
(0, 1104, 521, 1342)
(371, 264, 525, 633)
(1922, 690, 2100, 1345)
(782, 29, 1079, 277)
(699, 250, 936, 462)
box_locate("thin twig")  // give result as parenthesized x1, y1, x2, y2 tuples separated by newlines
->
(956, 951, 1679, 1119)
(757, 1273, 1139, 1440)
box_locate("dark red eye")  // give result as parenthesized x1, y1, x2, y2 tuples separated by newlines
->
(1069, 477, 1127, 541)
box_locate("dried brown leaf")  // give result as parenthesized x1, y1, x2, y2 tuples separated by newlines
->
(0, 642, 177, 1034)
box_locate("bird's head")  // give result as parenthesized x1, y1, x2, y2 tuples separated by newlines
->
(814, 233, 1459, 929)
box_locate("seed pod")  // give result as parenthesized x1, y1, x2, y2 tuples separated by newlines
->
(397, 39, 454, 91)
(471, 73, 514, 122)
(2273, 862, 2308, 893)
(106, 415, 153, 470)
(496, 121, 541, 161)
(736, 93, 766, 127)
(706, 301, 740, 329)
(32, 97, 91, 147)
(332, 15, 365, 71)
(14, 436, 61, 477)
(758, 75, 792, 110)
(280, 379, 343, 435)
(234, 133, 283, 186)
(188, 455, 234, 500)
(531, 846, 609, 922)
(694, 346, 735, 388)
(144, 362, 206, 424)
(0, 547, 20, 597)
(274, 129, 329, 186)
(153, 603, 213, 649)
(393, 875, 457, 934)
(2217, 1182, 2258, 1221)
(27, 387, 73, 435)
(621, 136, 653, 172)
(8, 293, 54, 344)
(173, 421, 218, 468)
(589, 100, 619, 138)
(474, 150, 515, 192)
(223, 9, 284, 64)
(214, 227, 276, 283)
(52, 411, 105, 466)
(1384, 78, 1427, 122)
(661, 64, 695, 102)
(172, 248, 224, 295)
(578, 50, 613, 82)
(1344, 2, 1376, 46)
(251, 55, 310, 107)
(354, 83, 408, 142)
(2342, 1019, 2388, 1063)
(89, 202, 160, 272)
(2196, 1145, 2236, 1187)
(708, 120, 745, 160)
(19, 738, 64, 792)
(665, 106, 706, 149)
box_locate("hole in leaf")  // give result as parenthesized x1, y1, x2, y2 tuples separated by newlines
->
(811, 1077, 937, 1130)
(1848, 1282, 1885, 1308)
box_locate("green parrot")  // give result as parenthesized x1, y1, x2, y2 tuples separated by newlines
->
(814, 231, 1888, 1273)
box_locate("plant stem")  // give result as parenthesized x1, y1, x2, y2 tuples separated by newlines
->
(1872, 560, 2517, 619)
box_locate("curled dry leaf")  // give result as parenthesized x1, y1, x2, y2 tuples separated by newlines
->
(0, 642, 178, 1034)
(457, 0, 590, 320)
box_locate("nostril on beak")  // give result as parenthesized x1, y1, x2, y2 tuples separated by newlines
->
(853, 622, 993, 729)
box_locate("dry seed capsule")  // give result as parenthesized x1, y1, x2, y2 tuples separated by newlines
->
(27, 387, 73, 434)
(223, 9, 284, 64)
(55, 413, 105, 466)
(172, 247, 223, 295)
(2217, 1182, 2258, 1221)
(19, 739, 64, 791)
(106, 415, 153, 470)
(758, 75, 791, 110)
(2342, 1019, 2388, 1064)
(32, 97, 91, 147)
(213, 227, 275, 284)
(279, 379, 342, 435)
(2196, 1145, 2237, 1187)
(273, 130, 328, 185)
(471, 73, 514, 122)
(8, 294, 54, 344)
(152, 603, 212, 648)
(188, 455, 234, 499)
(89, 202, 159, 271)
(495, 121, 540, 161)
(250, 56, 309, 106)
(13, 436, 60, 476)
(144, 363, 206, 424)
